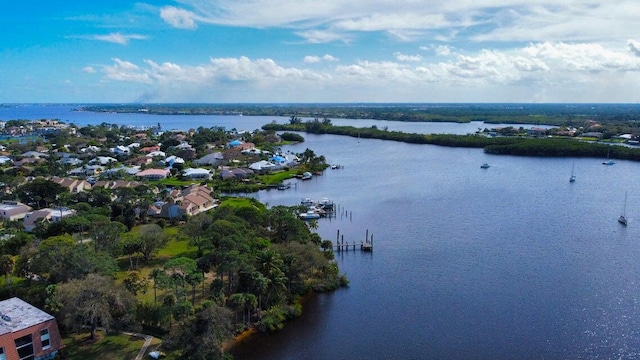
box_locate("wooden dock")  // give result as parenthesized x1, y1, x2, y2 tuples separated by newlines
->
(334, 229, 373, 252)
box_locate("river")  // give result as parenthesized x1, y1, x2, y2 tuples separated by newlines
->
(4, 104, 640, 359)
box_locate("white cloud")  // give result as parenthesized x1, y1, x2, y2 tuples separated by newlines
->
(304, 56, 320, 63)
(92, 33, 148, 45)
(160, 6, 198, 29)
(94, 41, 640, 102)
(394, 53, 422, 62)
(82, 66, 96, 74)
(165, 1, 640, 44)
(323, 54, 338, 62)
(103, 58, 152, 83)
(304, 54, 339, 63)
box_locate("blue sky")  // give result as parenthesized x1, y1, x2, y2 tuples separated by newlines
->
(2, 1, 640, 103)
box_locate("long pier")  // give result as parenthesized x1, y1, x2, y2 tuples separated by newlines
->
(334, 229, 373, 252)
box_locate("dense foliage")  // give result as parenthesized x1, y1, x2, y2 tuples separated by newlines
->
(263, 122, 640, 162)
(81, 103, 640, 126)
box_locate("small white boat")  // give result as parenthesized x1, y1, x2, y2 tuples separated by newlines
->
(318, 198, 334, 210)
(301, 172, 313, 180)
(480, 163, 490, 169)
(299, 211, 320, 220)
(301, 197, 314, 206)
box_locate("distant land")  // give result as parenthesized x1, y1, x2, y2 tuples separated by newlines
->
(78, 103, 640, 127)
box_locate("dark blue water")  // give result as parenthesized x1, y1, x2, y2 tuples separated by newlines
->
(241, 136, 640, 360)
(6, 105, 640, 359)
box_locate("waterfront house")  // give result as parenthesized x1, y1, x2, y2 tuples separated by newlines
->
(220, 168, 253, 180)
(0, 297, 63, 360)
(249, 160, 278, 173)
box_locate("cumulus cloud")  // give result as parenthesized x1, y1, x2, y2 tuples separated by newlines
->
(394, 52, 422, 62)
(92, 33, 148, 45)
(94, 41, 640, 102)
(304, 56, 321, 63)
(82, 66, 96, 74)
(304, 54, 339, 63)
(160, 6, 198, 29)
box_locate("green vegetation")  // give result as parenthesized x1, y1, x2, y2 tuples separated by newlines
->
(62, 331, 145, 360)
(263, 122, 640, 162)
(80, 103, 640, 126)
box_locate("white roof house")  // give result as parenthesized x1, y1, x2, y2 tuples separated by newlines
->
(110, 145, 130, 155)
(182, 168, 211, 180)
(91, 156, 118, 165)
(146, 150, 166, 158)
(249, 160, 278, 172)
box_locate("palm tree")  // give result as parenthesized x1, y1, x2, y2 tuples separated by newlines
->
(0, 255, 14, 284)
(148, 268, 164, 303)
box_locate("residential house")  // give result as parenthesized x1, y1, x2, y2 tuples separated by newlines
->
(220, 168, 253, 180)
(92, 180, 141, 191)
(174, 142, 194, 151)
(110, 145, 130, 155)
(90, 156, 117, 165)
(12, 158, 42, 167)
(127, 156, 153, 167)
(194, 152, 224, 166)
(146, 151, 166, 159)
(23, 208, 76, 232)
(67, 165, 104, 177)
(49, 177, 92, 193)
(164, 155, 185, 167)
(0, 297, 63, 360)
(159, 185, 217, 218)
(249, 160, 278, 173)
(0, 156, 11, 165)
(100, 166, 141, 178)
(135, 169, 170, 181)
(0, 201, 32, 221)
(20, 151, 47, 159)
(139, 146, 160, 154)
(182, 168, 211, 180)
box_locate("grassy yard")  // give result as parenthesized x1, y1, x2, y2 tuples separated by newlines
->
(61, 332, 145, 360)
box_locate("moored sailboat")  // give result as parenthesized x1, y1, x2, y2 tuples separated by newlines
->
(618, 191, 628, 226)
(569, 162, 576, 183)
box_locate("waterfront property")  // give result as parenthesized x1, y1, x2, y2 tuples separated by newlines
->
(0, 297, 63, 360)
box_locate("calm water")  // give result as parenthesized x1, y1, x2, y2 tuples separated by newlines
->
(6, 105, 640, 359)
(234, 135, 640, 360)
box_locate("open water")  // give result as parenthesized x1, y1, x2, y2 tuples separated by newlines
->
(5, 104, 640, 359)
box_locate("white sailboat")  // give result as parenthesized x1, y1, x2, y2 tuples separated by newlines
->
(603, 150, 615, 165)
(569, 162, 576, 183)
(618, 191, 628, 226)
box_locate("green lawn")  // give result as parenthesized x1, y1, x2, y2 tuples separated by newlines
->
(62, 332, 144, 360)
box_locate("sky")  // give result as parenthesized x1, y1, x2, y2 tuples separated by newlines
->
(2, 1, 640, 103)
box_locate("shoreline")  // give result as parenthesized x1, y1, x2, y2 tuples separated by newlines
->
(226, 291, 316, 353)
